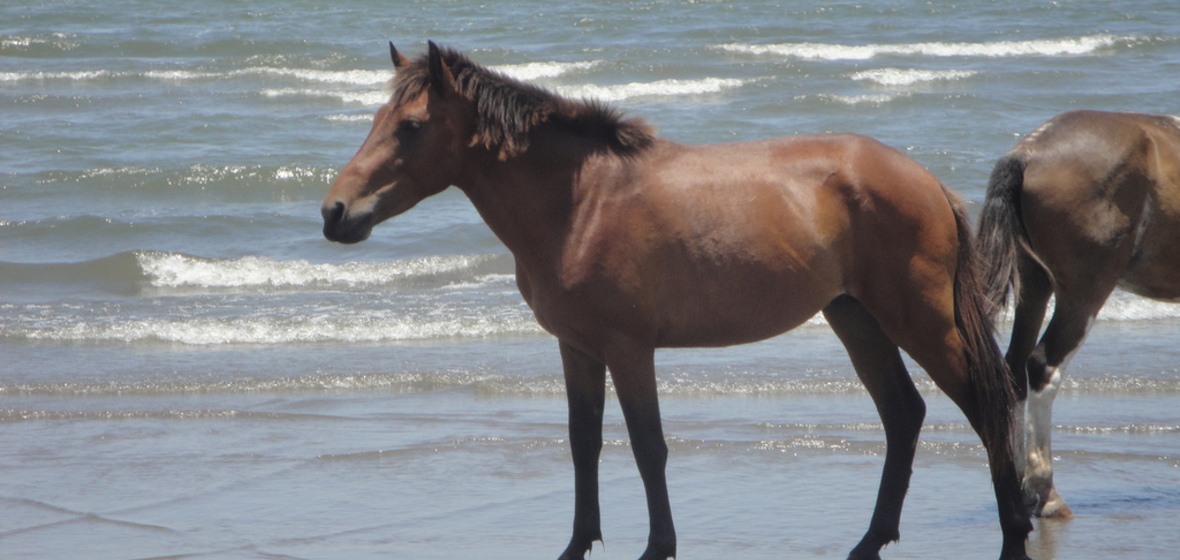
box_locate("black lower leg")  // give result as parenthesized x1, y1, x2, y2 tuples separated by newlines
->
(823, 295, 925, 559)
(612, 351, 676, 560)
(626, 409, 676, 559)
(559, 342, 606, 560)
(848, 394, 925, 559)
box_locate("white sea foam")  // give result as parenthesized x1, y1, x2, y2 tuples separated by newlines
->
(169, 163, 343, 185)
(241, 67, 390, 85)
(557, 77, 746, 102)
(258, 87, 388, 106)
(849, 68, 978, 86)
(141, 69, 221, 81)
(18, 312, 546, 345)
(491, 61, 602, 81)
(0, 70, 123, 81)
(717, 34, 1131, 60)
(271, 165, 336, 182)
(136, 252, 498, 289)
(1097, 292, 1180, 321)
(323, 114, 374, 123)
(3, 60, 725, 108)
(0, 372, 567, 397)
(0, 68, 353, 83)
(0, 33, 76, 51)
(0, 67, 393, 107)
(817, 92, 910, 106)
(140, 63, 585, 88)
(994, 290, 1180, 323)
(143, 67, 390, 85)
(1, 36, 33, 48)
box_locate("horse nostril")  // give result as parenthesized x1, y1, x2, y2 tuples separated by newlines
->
(322, 201, 348, 241)
(322, 201, 346, 225)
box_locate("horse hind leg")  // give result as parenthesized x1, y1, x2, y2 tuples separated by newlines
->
(1003, 252, 1054, 496)
(867, 280, 1031, 559)
(1023, 295, 1101, 520)
(823, 295, 926, 559)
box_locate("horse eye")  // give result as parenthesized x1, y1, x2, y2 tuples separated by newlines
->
(398, 120, 422, 134)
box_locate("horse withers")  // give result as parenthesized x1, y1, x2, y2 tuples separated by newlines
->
(978, 109, 1180, 519)
(323, 42, 1032, 560)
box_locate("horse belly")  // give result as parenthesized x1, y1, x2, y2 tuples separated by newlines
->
(657, 305, 823, 348)
(655, 268, 841, 348)
(1120, 241, 1180, 301)
(1118, 273, 1180, 302)
(1119, 202, 1180, 301)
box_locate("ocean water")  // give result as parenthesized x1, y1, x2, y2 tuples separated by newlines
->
(3, 1, 1180, 559)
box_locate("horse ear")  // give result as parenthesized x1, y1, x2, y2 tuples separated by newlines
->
(389, 42, 408, 69)
(426, 40, 457, 97)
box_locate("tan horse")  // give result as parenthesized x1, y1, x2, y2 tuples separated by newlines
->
(323, 42, 1032, 560)
(978, 110, 1180, 520)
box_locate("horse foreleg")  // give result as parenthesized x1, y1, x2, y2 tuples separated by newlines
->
(559, 341, 607, 560)
(608, 345, 676, 560)
(1024, 298, 1096, 520)
(824, 295, 925, 559)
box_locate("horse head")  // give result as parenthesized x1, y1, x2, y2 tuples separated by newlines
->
(322, 41, 474, 243)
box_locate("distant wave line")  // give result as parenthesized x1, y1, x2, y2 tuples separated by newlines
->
(6, 371, 1180, 399)
(0, 374, 885, 399)
(7, 312, 545, 345)
(491, 60, 603, 81)
(849, 68, 979, 86)
(0, 250, 514, 295)
(137, 251, 506, 289)
(259, 87, 386, 106)
(0, 372, 565, 398)
(2, 61, 742, 106)
(0, 61, 603, 87)
(261, 77, 749, 107)
(557, 77, 748, 102)
(716, 34, 1137, 61)
(816, 92, 912, 106)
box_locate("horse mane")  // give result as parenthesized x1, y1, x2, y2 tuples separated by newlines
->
(392, 46, 654, 158)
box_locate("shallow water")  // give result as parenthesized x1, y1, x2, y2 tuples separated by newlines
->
(3, 1, 1180, 559)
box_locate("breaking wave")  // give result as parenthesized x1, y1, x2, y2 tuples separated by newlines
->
(716, 34, 1136, 61)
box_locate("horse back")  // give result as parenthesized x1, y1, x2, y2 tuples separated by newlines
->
(640, 133, 959, 292)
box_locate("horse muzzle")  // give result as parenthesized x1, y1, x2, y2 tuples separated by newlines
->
(321, 200, 374, 244)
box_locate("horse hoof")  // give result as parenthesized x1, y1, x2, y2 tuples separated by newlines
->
(1036, 490, 1074, 520)
(556, 541, 593, 560)
(636, 538, 676, 560)
(846, 551, 882, 560)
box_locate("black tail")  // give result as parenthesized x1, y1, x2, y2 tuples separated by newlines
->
(946, 186, 1034, 545)
(945, 186, 1017, 465)
(976, 153, 1033, 323)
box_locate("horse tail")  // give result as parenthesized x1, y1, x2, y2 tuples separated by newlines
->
(944, 185, 1017, 464)
(976, 153, 1036, 322)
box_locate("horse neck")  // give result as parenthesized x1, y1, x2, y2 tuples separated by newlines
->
(455, 130, 623, 264)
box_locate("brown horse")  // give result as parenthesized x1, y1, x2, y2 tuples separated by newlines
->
(978, 109, 1180, 520)
(322, 42, 1032, 560)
